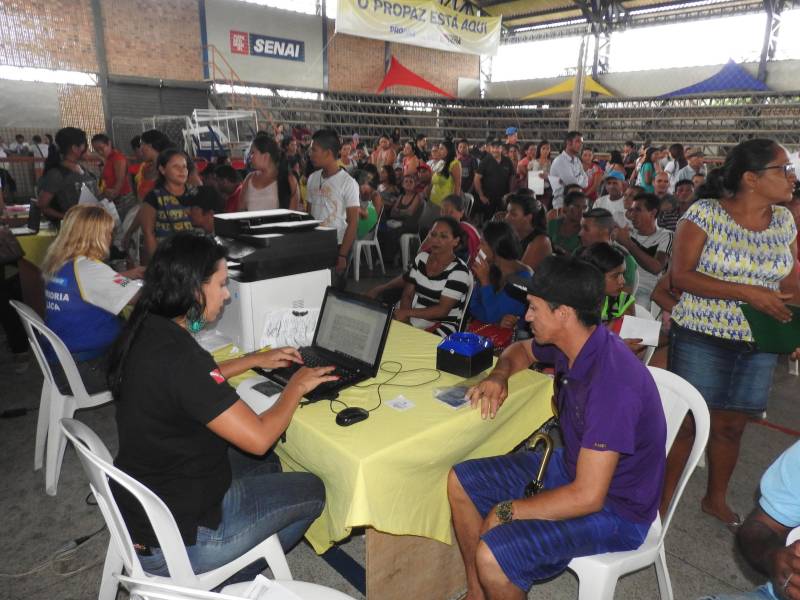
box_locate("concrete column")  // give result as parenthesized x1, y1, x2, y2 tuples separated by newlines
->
(89, 0, 113, 134)
(321, 0, 329, 89)
(569, 34, 589, 131)
(758, 0, 784, 83)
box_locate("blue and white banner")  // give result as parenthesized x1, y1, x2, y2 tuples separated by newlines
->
(203, 0, 323, 88)
(230, 31, 306, 62)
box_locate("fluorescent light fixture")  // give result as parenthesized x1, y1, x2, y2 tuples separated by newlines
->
(214, 84, 320, 100)
(275, 89, 320, 100)
(214, 83, 275, 96)
(0, 65, 97, 86)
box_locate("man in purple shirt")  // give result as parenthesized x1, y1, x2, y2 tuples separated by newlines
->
(448, 255, 666, 599)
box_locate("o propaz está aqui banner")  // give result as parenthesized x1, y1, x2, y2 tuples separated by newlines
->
(336, 0, 502, 56)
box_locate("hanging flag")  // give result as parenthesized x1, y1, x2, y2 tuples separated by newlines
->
(377, 56, 454, 97)
(336, 0, 501, 56)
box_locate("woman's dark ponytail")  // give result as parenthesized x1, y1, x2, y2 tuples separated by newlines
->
(696, 167, 726, 200)
(107, 232, 227, 398)
(700, 138, 779, 200)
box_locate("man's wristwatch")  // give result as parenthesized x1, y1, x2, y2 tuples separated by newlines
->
(495, 500, 514, 524)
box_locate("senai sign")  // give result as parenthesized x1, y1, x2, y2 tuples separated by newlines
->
(229, 30, 305, 62)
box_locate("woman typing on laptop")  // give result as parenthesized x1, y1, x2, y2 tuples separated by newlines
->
(107, 230, 333, 585)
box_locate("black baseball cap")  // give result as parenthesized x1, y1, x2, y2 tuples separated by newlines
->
(506, 255, 604, 312)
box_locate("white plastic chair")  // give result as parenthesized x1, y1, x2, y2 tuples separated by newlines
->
(10, 299, 113, 496)
(629, 265, 640, 298)
(399, 233, 421, 270)
(352, 208, 385, 282)
(567, 367, 710, 600)
(633, 303, 658, 366)
(60, 419, 293, 600)
(457, 275, 475, 333)
(462, 192, 475, 218)
(787, 526, 800, 545)
(119, 573, 357, 599)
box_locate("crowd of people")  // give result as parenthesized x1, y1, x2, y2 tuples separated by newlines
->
(2, 120, 800, 600)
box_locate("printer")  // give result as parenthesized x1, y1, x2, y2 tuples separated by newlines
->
(211, 209, 338, 352)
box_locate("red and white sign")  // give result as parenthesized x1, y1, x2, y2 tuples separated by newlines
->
(230, 30, 249, 55)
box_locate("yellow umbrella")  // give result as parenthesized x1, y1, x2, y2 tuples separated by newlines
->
(522, 75, 613, 99)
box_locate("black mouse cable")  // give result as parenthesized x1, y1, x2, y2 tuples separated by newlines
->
(331, 361, 442, 414)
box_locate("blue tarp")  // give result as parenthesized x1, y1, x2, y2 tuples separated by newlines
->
(660, 60, 769, 97)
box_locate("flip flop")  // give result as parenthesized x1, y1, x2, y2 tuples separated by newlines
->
(701, 500, 743, 533)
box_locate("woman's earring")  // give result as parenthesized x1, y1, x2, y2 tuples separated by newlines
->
(186, 304, 206, 333)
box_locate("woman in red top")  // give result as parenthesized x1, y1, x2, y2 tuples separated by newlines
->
(91, 134, 137, 222)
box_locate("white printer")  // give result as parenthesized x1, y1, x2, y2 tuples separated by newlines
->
(210, 209, 338, 352)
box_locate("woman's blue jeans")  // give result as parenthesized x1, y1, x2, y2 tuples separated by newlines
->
(138, 447, 325, 586)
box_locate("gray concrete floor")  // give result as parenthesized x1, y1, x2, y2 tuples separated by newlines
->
(1, 263, 798, 600)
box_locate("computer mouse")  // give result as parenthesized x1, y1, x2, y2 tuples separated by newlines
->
(335, 407, 370, 427)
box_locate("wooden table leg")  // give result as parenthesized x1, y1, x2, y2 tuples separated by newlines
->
(365, 529, 466, 600)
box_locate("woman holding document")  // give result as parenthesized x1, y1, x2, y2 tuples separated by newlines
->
(661, 139, 799, 529)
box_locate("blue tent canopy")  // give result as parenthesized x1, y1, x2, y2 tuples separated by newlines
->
(660, 60, 768, 97)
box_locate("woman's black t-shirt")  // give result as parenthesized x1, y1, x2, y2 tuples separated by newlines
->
(113, 314, 238, 546)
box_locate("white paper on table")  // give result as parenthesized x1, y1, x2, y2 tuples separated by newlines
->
(241, 574, 303, 600)
(78, 183, 99, 205)
(259, 308, 320, 349)
(192, 328, 234, 353)
(618, 315, 661, 347)
(528, 170, 545, 196)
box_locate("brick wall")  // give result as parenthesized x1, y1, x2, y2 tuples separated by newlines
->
(0, 0, 98, 71)
(100, 0, 204, 81)
(58, 84, 106, 137)
(388, 42, 479, 97)
(326, 20, 480, 97)
(326, 22, 386, 94)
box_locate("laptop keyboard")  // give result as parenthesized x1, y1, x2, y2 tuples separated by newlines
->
(267, 347, 363, 388)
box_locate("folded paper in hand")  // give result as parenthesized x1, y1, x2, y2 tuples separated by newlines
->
(79, 184, 121, 227)
(528, 170, 545, 196)
(618, 315, 661, 347)
(260, 308, 320, 349)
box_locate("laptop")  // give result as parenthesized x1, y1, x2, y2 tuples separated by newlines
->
(255, 287, 394, 403)
(10, 201, 41, 236)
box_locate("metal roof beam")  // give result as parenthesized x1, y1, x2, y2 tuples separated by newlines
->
(504, 0, 766, 41)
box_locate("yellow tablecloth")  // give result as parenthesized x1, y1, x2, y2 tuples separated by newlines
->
(218, 322, 553, 554)
(18, 230, 57, 269)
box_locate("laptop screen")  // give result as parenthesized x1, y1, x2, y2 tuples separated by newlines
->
(314, 289, 392, 368)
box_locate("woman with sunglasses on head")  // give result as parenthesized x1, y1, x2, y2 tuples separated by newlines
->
(137, 148, 196, 264)
(109, 231, 332, 586)
(662, 139, 799, 529)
